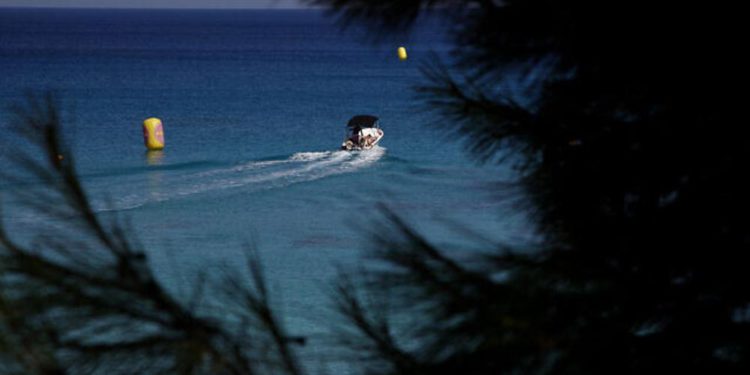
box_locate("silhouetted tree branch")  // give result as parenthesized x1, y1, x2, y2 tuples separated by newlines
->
(0, 94, 304, 375)
(314, 0, 750, 374)
(3, 1, 748, 374)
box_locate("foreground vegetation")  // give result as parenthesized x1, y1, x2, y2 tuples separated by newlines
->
(2, 0, 748, 374)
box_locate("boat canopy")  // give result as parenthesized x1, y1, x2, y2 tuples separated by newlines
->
(347, 115, 379, 129)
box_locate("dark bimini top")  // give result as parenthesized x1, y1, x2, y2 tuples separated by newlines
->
(346, 115, 379, 128)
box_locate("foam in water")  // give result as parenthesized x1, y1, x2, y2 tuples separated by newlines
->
(96, 147, 386, 212)
(290, 151, 331, 162)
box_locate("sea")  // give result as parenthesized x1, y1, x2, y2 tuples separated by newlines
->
(0, 8, 530, 370)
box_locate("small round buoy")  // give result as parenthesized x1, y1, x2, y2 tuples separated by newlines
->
(397, 46, 408, 61)
(143, 117, 165, 150)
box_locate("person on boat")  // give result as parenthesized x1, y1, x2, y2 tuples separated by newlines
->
(350, 126, 361, 145)
(362, 134, 373, 148)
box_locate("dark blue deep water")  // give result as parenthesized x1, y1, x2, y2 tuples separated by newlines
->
(0, 8, 530, 368)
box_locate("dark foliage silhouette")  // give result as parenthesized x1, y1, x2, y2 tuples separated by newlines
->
(313, 0, 749, 374)
(1, 0, 747, 374)
(0, 95, 303, 375)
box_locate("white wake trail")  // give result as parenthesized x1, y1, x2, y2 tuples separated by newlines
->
(98, 147, 385, 212)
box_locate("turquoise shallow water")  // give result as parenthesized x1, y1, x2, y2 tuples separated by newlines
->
(0, 8, 529, 362)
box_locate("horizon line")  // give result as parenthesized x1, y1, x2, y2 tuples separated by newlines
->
(0, 0, 319, 9)
(0, 6, 323, 9)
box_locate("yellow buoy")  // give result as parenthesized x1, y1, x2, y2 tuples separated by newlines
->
(143, 117, 165, 150)
(397, 46, 408, 61)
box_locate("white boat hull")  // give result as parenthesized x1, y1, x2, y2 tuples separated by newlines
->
(342, 128, 384, 151)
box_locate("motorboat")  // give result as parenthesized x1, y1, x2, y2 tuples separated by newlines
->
(341, 115, 384, 151)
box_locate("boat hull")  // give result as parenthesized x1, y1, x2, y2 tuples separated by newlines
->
(342, 128, 384, 151)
